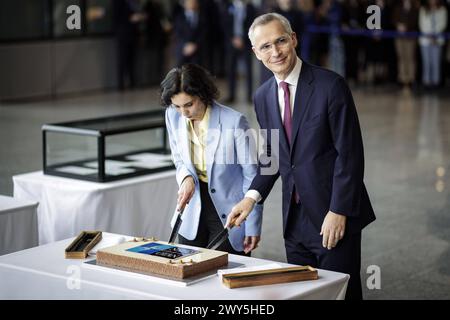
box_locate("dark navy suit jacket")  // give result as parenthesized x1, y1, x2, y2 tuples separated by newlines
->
(250, 62, 375, 236)
(173, 9, 206, 66)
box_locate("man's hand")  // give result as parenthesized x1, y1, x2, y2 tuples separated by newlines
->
(232, 36, 244, 49)
(320, 211, 346, 250)
(225, 197, 256, 228)
(130, 13, 147, 23)
(183, 42, 197, 56)
(243, 236, 261, 254)
(177, 176, 195, 211)
(397, 23, 406, 33)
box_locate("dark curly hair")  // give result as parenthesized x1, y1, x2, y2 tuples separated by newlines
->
(160, 64, 219, 108)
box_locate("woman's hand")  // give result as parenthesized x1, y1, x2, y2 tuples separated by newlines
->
(243, 236, 261, 254)
(177, 176, 195, 211)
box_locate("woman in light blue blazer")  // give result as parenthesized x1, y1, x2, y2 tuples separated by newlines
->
(160, 64, 262, 255)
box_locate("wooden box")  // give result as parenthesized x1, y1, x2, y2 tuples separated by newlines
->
(222, 265, 318, 289)
(65, 231, 102, 259)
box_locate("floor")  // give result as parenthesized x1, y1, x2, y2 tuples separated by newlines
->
(1, 80, 449, 299)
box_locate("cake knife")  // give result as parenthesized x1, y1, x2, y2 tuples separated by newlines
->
(206, 216, 238, 250)
(168, 207, 184, 243)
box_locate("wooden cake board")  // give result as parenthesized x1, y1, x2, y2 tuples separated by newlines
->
(83, 259, 244, 287)
(95, 239, 230, 280)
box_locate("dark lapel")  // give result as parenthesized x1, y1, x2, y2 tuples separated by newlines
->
(266, 78, 290, 155)
(291, 62, 314, 152)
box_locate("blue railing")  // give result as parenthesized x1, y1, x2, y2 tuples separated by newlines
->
(306, 25, 450, 39)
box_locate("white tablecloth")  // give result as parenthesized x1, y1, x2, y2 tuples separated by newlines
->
(0, 195, 38, 255)
(13, 171, 178, 245)
(0, 233, 349, 300)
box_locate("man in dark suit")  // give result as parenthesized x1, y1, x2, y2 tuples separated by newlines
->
(173, 0, 206, 67)
(114, 0, 144, 90)
(220, 0, 256, 103)
(226, 12, 375, 300)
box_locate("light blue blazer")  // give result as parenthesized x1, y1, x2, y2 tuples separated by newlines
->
(165, 101, 263, 252)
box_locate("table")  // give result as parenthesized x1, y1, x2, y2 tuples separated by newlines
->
(0, 195, 39, 255)
(13, 170, 178, 245)
(0, 233, 349, 300)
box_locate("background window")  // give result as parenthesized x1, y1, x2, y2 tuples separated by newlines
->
(0, 0, 51, 41)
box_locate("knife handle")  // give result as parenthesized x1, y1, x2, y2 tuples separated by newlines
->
(227, 215, 239, 229)
(176, 207, 184, 216)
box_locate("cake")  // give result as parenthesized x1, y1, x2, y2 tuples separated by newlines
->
(96, 239, 228, 279)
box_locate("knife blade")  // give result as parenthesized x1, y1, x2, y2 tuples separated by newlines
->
(168, 207, 184, 243)
(206, 216, 238, 250)
(206, 227, 229, 250)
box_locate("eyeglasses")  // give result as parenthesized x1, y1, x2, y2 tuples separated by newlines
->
(256, 35, 292, 55)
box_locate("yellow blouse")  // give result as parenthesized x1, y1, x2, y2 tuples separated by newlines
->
(187, 107, 210, 183)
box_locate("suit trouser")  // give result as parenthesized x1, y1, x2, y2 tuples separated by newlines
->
(395, 38, 417, 84)
(226, 45, 253, 101)
(284, 201, 362, 300)
(420, 44, 443, 86)
(178, 181, 248, 256)
(117, 34, 136, 89)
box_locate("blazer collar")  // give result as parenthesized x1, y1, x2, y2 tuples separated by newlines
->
(177, 102, 222, 182)
(266, 62, 315, 156)
(206, 102, 221, 180)
(291, 62, 314, 150)
(267, 78, 290, 155)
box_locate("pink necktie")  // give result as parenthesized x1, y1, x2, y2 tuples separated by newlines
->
(280, 81, 300, 204)
(280, 81, 292, 144)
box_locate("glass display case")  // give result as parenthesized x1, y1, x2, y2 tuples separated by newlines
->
(42, 110, 174, 182)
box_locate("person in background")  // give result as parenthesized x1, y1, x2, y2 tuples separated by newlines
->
(342, 0, 365, 85)
(173, 0, 206, 66)
(419, 0, 448, 89)
(444, 0, 450, 83)
(297, 0, 316, 62)
(160, 63, 263, 255)
(324, 0, 345, 77)
(364, 0, 394, 85)
(144, 0, 170, 84)
(392, 0, 419, 90)
(202, 0, 226, 77)
(220, 0, 257, 103)
(114, 0, 146, 90)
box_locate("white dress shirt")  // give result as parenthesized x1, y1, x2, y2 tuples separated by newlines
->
(245, 58, 303, 203)
(276, 57, 302, 122)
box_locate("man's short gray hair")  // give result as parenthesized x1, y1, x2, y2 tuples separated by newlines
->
(248, 13, 293, 46)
